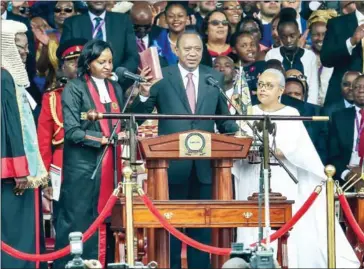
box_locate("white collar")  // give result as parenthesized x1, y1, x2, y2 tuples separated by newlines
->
(344, 99, 353, 108)
(89, 10, 106, 22)
(355, 105, 362, 113)
(178, 63, 199, 79)
(355, 9, 364, 23)
(2, 10, 7, 20)
(225, 87, 234, 98)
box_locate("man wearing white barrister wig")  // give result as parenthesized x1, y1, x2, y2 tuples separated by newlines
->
(233, 69, 359, 268)
(1, 20, 48, 268)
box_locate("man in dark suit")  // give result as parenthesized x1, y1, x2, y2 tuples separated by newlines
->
(328, 75, 364, 184)
(321, 1, 364, 106)
(61, 1, 139, 76)
(132, 31, 238, 269)
(323, 71, 360, 117)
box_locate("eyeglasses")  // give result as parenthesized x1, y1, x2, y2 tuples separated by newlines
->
(54, 7, 74, 13)
(342, 81, 353, 88)
(263, 1, 279, 3)
(287, 74, 307, 82)
(257, 81, 278, 90)
(133, 24, 152, 30)
(19, 7, 30, 14)
(223, 6, 242, 11)
(209, 20, 229, 26)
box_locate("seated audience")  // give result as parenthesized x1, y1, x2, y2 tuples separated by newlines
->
(203, 10, 232, 59)
(266, 8, 319, 104)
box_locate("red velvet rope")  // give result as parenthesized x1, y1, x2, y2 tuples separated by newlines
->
(1, 195, 118, 262)
(139, 188, 320, 255)
(338, 193, 364, 243)
(250, 190, 320, 247)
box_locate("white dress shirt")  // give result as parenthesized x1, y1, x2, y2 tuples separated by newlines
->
(178, 64, 199, 102)
(2, 10, 7, 20)
(341, 106, 362, 180)
(92, 76, 111, 104)
(89, 11, 107, 41)
(345, 99, 354, 108)
(346, 10, 364, 55)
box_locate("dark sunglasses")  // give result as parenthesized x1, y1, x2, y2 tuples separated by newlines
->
(54, 7, 74, 13)
(263, 1, 279, 3)
(287, 74, 307, 81)
(19, 7, 30, 14)
(209, 20, 229, 26)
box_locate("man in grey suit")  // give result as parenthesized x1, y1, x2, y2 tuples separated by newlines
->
(132, 31, 238, 268)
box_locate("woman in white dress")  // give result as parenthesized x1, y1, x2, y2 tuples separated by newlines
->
(233, 69, 359, 268)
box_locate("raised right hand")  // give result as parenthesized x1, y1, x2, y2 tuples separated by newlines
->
(350, 24, 364, 46)
(138, 67, 155, 98)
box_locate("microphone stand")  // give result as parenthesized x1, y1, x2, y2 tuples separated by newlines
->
(91, 80, 140, 188)
(213, 83, 299, 184)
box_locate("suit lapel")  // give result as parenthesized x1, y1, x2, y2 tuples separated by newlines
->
(345, 107, 356, 150)
(196, 68, 208, 114)
(168, 66, 192, 114)
(105, 12, 112, 43)
(81, 14, 93, 39)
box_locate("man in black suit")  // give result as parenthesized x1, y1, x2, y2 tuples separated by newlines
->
(132, 31, 238, 269)
(61, 1, 139, 76)
(321, 1, 364, 106)
(328, 75, 364, 185)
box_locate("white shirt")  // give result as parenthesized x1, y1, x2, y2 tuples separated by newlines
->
(345, 99, 354, 108)
(296, 15, 303, 34)
(139, 64, 200, 103)
(178, 64, 199, 102)
(139, 35, 149, 48)
(341, 106, 362, 180)
(2, 10, 7, 20)
(225, 87, 236, 115)
(346, 10, 364, 55)
(91, 76, 111, 104)
(89, 11, 107, 41)
(265, 47, 319, 105)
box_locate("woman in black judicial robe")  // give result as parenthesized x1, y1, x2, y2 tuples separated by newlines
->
(54, 40, 124, 268)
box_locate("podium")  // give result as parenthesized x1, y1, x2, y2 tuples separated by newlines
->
(111, 130, 293, 268)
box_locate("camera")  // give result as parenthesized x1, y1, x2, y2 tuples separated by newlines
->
(66, 232, 86, 269)
(229, 243, 276, 269)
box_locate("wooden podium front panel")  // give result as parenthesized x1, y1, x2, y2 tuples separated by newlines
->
(112, 200, 293, 229)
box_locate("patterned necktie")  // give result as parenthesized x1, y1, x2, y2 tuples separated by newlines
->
(186, 73, 196, 114)
(358, 109, 364, 163)
(137, 39, 146, 52)
(94, 17, 104, 40)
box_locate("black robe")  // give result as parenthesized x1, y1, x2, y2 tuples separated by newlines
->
(54, 77, 124, 268)
(1, 69, 44, 269)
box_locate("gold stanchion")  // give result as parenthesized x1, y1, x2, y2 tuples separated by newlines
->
(325, 165, 336, 268)
(123, 166, 135, 267)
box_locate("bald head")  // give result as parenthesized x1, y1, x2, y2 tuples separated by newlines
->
(130, 2, 153, 25)
(130, 2, 153, 39)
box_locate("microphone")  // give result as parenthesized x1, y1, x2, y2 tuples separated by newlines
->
(222, 257, 250, 269)
(115, 67, 147, 83)
(205, 75, 219, 88)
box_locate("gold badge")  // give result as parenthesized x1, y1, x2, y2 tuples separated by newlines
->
(112, 102, 118, 110)
(179, 132, 211, 158)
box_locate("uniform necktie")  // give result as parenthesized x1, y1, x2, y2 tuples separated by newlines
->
(186, 73, 196, 114)
(94, 17, 104, 41)
(358, 109, 364, 163)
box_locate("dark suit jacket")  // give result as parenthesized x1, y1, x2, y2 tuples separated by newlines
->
(61, 12, 139, 74)
(132, 64, 238, 185)
(321, 12, 362, 106)
(327, 107, 355, 183)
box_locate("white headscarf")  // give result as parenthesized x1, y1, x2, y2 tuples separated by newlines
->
(1, 20, 29, 87)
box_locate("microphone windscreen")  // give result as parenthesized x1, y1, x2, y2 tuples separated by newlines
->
(222, 257, 250, 269)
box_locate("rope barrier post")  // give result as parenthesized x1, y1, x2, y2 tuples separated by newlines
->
(123, 166, 135, 267)
(325, 165, 336, 269)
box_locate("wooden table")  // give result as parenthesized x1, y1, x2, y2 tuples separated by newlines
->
(111, 198, 293, 269)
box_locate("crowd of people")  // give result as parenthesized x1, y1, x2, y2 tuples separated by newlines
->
(2, 0, 364, 268)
